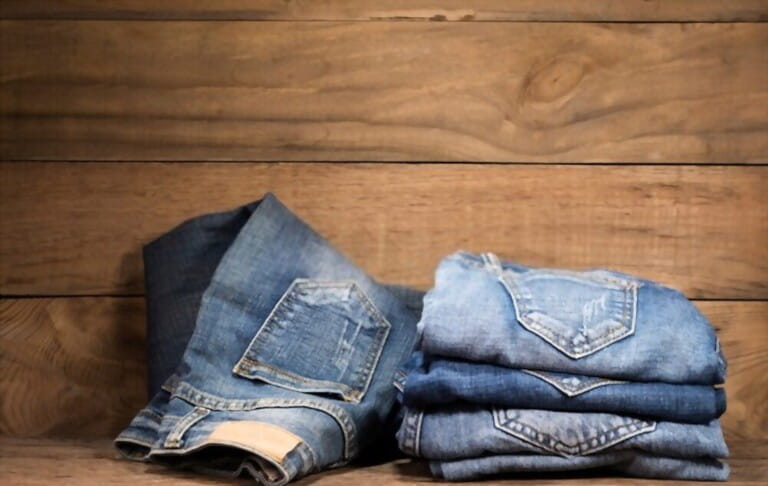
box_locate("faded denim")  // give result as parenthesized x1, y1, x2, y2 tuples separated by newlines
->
(403, 353, 725, 423)
(115, 194, 421, 485)
(397, 406, 729, 481)
(143, 202, 260, 397)
(418, 252, 726, 385)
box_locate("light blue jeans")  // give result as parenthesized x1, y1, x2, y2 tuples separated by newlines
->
(398, 406, 729, 481)
(418, 252, 726, 384)
(115, 194, 422, 485)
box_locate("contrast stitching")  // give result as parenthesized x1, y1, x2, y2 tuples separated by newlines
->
(492, 408, 656, 457)
(399, 409, 424, 457)
(163, 407, 210, 449)
(170, 380, 358, 460)
(237, 358, 357, 397)
(498, 270, 638, 359)
(521, 369, 626, 397)
(232, 278, 391, 403)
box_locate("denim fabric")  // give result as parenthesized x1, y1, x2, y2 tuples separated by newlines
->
(403, 353, 726, 423)
(397, 406, 729, 481)
(142, 202, 423, 398)
(418, 252, 726, 385)
(115, 194, 421, 485)
(144, 202, 260, 397)
(431, 453, 729, 481)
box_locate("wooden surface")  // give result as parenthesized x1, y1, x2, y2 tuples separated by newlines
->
(2, 1, 767, 21)
(0, 298, 145, 438)
(0, 438, 766, 485)
(2, 163, 767, 298)
(1, 3, 767, 485)
(1, 22, 767, 162)
(1, 299, 765, 440)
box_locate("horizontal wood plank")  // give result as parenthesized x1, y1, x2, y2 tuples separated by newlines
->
(1, 1, 767, 21)
(0, 298, 765, 441)
(1, 163, 767, 298)
(1, 21, 766, 162)
(0, 438, 765, 486)
(0, 297, 145, 438)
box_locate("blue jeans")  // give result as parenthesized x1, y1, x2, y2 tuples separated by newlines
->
(398, 251, 728, 480)
(115, 194, 422, 484)
(397, 406, 729, 481)
(403, 353, 726, 423)
(418, 252, 726, 385)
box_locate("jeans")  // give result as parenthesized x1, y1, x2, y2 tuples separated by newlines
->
(397, 406, 729, 481)
(115, 194, 422, 485)
(418, 252, 726, 385)
(398, 251, 728, 481)
(403, 353, 726, 423)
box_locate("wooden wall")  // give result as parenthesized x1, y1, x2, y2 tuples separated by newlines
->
(0, 1, 766, 441)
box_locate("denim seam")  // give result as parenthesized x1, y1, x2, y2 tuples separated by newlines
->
(393, 369, 407, 392)
(400, 409, 424, 457)
(492, 408, 656, 457)
(294, 441, 318, 476)
(149, 440, 292, 486)
(237, 358, 362, 399)
(497, 269, 639, 359)
(136, 409, 164, 422)
(114, 435, 153, 449)
(168, 379, 358, 460)
(232, 278, 391, 404)
(521, 369, 626, 397)
(164, 406, 210, 449)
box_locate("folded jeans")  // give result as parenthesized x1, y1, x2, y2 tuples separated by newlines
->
(116, 194, 422, 485)
(417, 252, 726, 385)
(402, 353, 725, 423)
(396, 405, 728, 481)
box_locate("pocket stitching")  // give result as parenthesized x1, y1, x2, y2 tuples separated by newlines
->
(521, 369, 627, 397)
(499, 271, 638, 359)
(233, 278, 391, 403)
(492, 408, 656, 457)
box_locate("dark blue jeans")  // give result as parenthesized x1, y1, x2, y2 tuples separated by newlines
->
(403, 353, 725, 423)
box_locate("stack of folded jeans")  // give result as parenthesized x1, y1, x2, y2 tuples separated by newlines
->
(397, 251, 729, 481)
(114, 194, 424, 485)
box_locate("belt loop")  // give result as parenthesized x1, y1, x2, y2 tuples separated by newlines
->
(164, 406, 210, 449)
(482, 252, 503, 276)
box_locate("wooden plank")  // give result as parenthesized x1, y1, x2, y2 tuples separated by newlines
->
(0, 439, 765, 486)
(1, 21, 766, 163)
(0, 299, 765, 441)
(0, 297, 145, 438)
(1, 163, 767, 298)
(1, 1, 767, 22)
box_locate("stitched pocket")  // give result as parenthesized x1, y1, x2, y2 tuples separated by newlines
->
(499, 269, 638, 359)
(233, 279, 391, 403)
(521, 369, 626, 397)
(492, 408, 655, 456)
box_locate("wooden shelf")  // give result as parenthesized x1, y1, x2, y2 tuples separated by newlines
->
(1, 438, 766, 485)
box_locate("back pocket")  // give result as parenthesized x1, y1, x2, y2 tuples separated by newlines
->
(499, 269, 638, 359)
(233, 279, 391, 403)
(492, 408, 655, 456)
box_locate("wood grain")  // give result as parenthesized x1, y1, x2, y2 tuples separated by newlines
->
(2, 1, 767, 21)
(1, 22, 766, 162)
(0, 438, 764, 486)
(2, 163, 767, 298)
(0, 297, 765, 440)
(0, 298, 146, 438)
